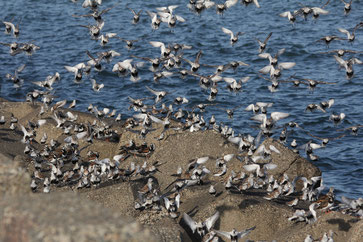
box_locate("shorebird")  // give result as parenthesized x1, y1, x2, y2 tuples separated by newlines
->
(317, 35, 343, 47)
(183, 50, 202, 72)
(127, 6, 142, 24)
(215, 0, 238, 15)
(65, 62, 86, 83)
(258, 48, 285, 67)
(256, 32, 272, 53)
(319, 49, 362, 57)
(73, 3, 117, 22)
(245, 102, 273, 114)
(333, 55, 362, 79)
(0, 42, 22, 55)
(182, 211, 220, 238)
(241, 0, 260, 8)
(90, 79, 104, 92)
(158, 10, 186, 28)
(2, 20, 20, 37)
(224, 76, 249, 92)
(244, 163, 277, 178)
(79, 20, 104, 39)
(330, 113, 345, 125)
(146, 11, 161, 30)
(146, 86, 168, 103)
(187, 0, 215, 15)
(97, 33, 117, 46)
(311, 7, 329, 19)
(288, 203, 319, 224)
(5, 64, 26, 88)
(82, 0, 102, 10)
(187, 71, 223, 89)
(279, 11, 297, 24)
(221, 27, 244, 45)
(98, 50, 120, 63)
(86, 50, 104, 71)
(338, 25, 359, 42)
(259, 62, 296, 79)
(32, 72, 60, 90)
(251, 111, 290, 131)
(340, 0, 353, 15)
(214, 226, 256, 242)
(118, 38, 138, 50)
(139, 56, 165, 74)
(149, 41, 171, 57)
(19, 43, 40, 56)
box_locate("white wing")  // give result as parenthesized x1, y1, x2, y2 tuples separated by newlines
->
(204, 211, 220, 231)
(225, 0, 238, 8)
(271, 112, 289, 121)
(221, 27, 233, 37)
(259, 65, 272, 74)
(269, 145, 280, 154)
(312, 7, 329, 15)
(243, 164, 259, 172)
(223, 154, 234, 162)
(278, 62, 296, 70)
(263, 163, 277, 170)
(251, 114, 267, 123)
(258, 52, 272, 59)
(182, 213, 197, 233)
(196, 156, 209, 164)
(224, 77, 237, 84)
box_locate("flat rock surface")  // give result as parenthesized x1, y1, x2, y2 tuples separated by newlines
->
(0, 192, 157, 242)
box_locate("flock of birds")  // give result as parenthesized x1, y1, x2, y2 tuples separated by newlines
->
(1, 0, 363, 241)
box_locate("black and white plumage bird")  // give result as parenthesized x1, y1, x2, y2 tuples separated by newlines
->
(182, 211, 220, 238)
(214, 226, 256, 242)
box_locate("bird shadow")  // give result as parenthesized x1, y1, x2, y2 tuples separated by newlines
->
(326, 218, 352, 232)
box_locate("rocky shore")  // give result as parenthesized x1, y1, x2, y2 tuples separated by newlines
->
(0, 99, 362, 242)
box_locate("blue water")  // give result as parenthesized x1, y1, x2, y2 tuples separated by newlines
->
(0, 0, 362, 199)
